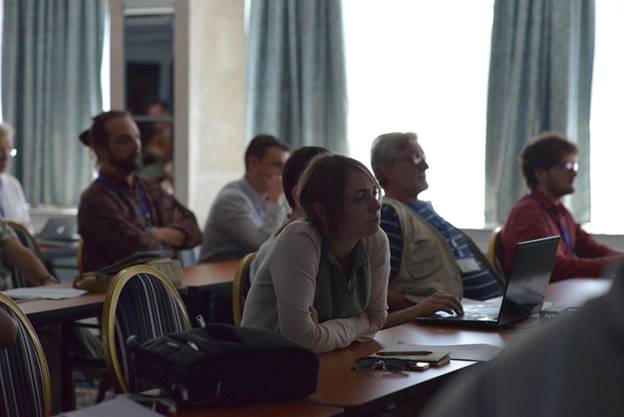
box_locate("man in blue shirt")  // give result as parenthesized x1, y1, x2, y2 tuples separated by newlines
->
(200, 135, 290, 262)
(371, 132, 503, 311)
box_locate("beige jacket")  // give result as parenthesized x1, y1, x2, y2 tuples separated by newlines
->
(382, 197, 463, 302)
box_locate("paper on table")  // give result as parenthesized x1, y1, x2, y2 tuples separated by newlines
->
(60, 396, 165, 417)
(1, 287, 87, 300)
(380, 342, 504, 362)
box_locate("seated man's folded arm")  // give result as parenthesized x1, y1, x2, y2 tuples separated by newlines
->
(79, 196, 163, 258)
(161, 193, 202, 248)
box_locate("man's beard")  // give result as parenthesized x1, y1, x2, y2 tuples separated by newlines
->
(111, 154, 142, 174)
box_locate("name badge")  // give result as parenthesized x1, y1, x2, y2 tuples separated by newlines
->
(456, 257, 480, 273)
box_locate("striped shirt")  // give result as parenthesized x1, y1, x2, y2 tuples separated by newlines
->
(380, 202, 500, 300)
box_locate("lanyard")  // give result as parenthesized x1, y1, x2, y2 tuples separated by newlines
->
(97, 175, 155, 229)
(529, 192, 575, 254)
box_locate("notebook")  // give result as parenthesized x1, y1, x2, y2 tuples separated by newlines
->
(36, 216, 80, 244)
(416, 235, 560, 328)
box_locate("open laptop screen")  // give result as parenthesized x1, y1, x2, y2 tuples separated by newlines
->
(499, 235, 560, 324)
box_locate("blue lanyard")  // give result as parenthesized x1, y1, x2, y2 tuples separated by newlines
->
(97, 175, 155, 229)
(530, 193, 575, 254)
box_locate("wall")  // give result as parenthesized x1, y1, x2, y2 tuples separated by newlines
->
(174, 0, 246, 228)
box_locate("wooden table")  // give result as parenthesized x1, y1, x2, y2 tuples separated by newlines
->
(307, 278, 613, 416)
(176, 401, 343, 417)
(18, 283, 105, 326)
(181, 260, 240, 290)
(546, 277, 611, 308)
(17, 261, 241, 326)
(180, 260, 240, 323)
(308, 329, 474, 416)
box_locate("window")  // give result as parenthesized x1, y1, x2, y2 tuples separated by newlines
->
(586, 0, 624, 234)
(343, 0, 494, 228)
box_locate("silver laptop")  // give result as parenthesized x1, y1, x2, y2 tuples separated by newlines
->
(416, 235, 560, 328)
(36, 216, 80, 244)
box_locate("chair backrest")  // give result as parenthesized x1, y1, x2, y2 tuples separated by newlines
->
(0, 293, 52, 417)
(232, 252, 256, 326)
(487, 227, 506, 282)
(3, 221, 45, 288)
(77, 239, 86, 273)
(101, 265, 191, 393)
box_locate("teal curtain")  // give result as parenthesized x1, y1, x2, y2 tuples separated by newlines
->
(485, 0, 595, 224)
(246, 0, 348, 154)
(2, 0, 105, 206)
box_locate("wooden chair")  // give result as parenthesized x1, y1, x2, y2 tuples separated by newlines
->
(232, 252, 256, 326)
(101, 265, 192, 393)
(487, 227, 506, 282)
(0, 293, 52, 417)
(3, 220, 48, 288)
(4, 220, 44, 260)
(77, 239, 87, 273)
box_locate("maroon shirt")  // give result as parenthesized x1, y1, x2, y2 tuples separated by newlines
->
(78, 175, 202, 271)
(500, 190, 622, 281)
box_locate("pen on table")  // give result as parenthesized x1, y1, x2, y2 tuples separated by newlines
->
(376, 351, 433, 356)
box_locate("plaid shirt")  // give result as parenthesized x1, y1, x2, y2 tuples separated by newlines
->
(78, 175, 202, 271)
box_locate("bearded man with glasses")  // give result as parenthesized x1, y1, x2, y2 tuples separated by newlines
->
(500, 132, 623, 281)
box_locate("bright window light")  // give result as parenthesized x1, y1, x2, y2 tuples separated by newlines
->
(343, 0, 494, 228)
(586, 0, 624, 234)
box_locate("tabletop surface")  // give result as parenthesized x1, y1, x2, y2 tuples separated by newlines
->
(181, 260, 240, 288)
(175, 401, 343, 417)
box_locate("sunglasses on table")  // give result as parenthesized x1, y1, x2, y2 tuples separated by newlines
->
(353, 357, 429, 373)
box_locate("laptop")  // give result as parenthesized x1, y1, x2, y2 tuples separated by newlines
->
(416, 235, 560, 328)
(36, 216, 80, 244)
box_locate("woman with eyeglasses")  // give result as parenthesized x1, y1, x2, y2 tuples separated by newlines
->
(242, 154, 389, 353)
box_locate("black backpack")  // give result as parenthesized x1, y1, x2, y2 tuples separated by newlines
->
(127, 324, 319, 406)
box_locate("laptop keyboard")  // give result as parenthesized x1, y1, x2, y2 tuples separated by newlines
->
(461, 305, 500, 320)
(434, 304, 500, 320)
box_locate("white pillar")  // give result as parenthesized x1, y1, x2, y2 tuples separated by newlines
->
(174, 0, 246, 227)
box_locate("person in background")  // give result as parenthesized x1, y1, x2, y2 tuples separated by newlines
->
(78, 110, 202, 271)
(0, 308, 17, 348)
(242, 154, 388, 353)
(500, 132, 623, 281)
(249, 146, 330, 280)
(247, 146, 460, 329)
(371, 132, 497, 315)
(138, 100, 174, 193)
(0, 123, 31, 230)
(200, 135, 289, 262)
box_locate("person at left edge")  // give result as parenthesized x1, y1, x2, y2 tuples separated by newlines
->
(77, 110, 202, 272)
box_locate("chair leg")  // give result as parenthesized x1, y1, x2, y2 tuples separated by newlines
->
(96, 377, 111, 403)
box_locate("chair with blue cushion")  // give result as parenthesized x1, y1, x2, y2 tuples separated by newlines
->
(101, 265, 191, 393)
(0, 293, 52, 417)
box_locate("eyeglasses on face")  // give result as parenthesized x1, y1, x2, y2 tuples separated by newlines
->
(353, 357, 409, 373)
(0, 147, 17, 158)
(556, 161, 579, 173)
(392, 154, 426, 166)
